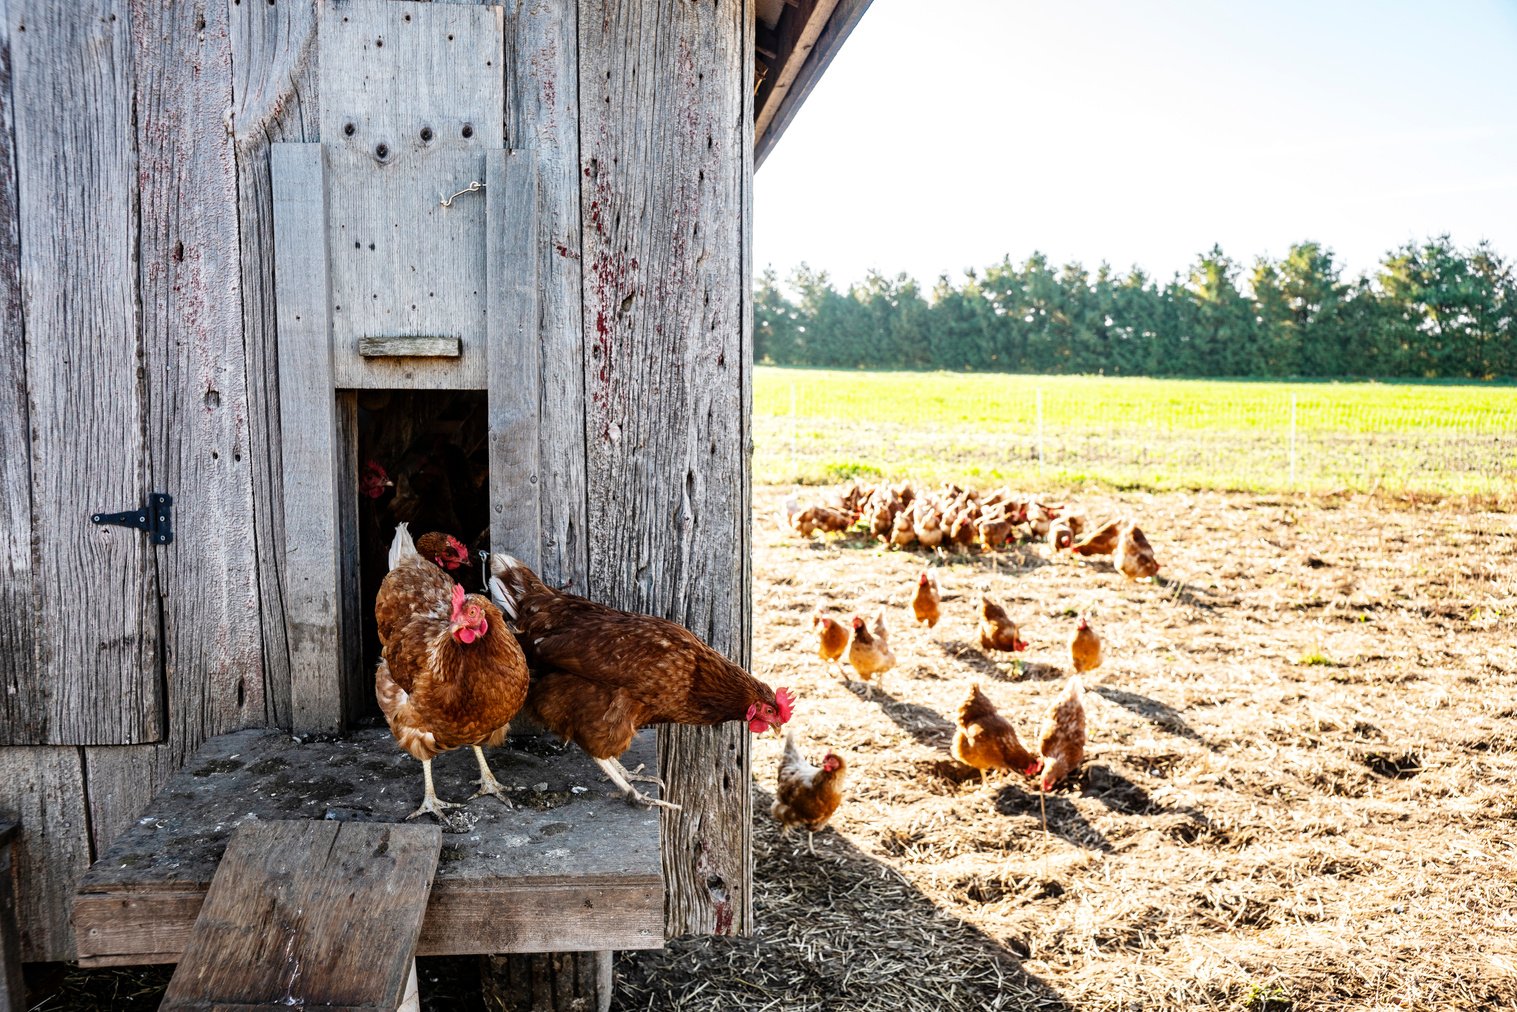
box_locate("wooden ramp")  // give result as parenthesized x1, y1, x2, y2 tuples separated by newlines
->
(160, 820, 440, 1012)
(72, 728, 663, 967)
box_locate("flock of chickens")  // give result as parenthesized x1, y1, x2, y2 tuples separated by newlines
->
(364, 464, 1158, 867)
(782, 479, 1160, 579)
(767, 479, 1163, 849)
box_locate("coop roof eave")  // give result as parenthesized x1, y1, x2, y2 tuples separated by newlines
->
(754, 0, 874, 169)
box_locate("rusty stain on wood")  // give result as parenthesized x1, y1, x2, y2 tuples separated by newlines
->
(577, 0, 753, 937)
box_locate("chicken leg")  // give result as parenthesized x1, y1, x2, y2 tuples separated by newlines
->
(469, 745, 514, 806)
(594, 756, 681, 811)
(407, 758, 463, 824)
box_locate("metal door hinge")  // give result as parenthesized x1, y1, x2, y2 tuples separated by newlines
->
(92, 492, 174, 545)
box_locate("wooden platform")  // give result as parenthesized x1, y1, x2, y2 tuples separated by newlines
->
(73, 729, 663, 967)
(160, 820, 440, 1011)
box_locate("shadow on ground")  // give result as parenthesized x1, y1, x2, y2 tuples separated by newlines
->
(1093, 684, 1211, 744)
(617, 787, 1075, 1012)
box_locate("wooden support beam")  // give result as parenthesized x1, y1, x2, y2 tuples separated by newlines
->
(578, 0, 754, 937)
(0, 820, 23, 1012)
(160, 820, 441, 1012)
(272, 142, 345, 735)
(481, 951, 612, 1012)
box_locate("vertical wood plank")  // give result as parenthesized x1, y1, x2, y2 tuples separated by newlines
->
(578, 0, 752, 936)
(132, 0, 266, 757)
(229, 0, 323, 731)
(738, 0, 758, 925)
(336, 394, 364, 721)
(7, 0, 163, 744)
(0, 747, 91, 961)
(503, 0, 588, 590)
(0, 6, 35, 744)
(0, 820, 25, 1011)
(81, 744, 172, 859)
(487, 149, 542, 570)
(273, 142, 345, 734)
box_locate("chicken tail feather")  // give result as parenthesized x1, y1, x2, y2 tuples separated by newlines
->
(488, 553, 547, 616)
(388, 522, 417, 571)
(488, 575, 517, 620)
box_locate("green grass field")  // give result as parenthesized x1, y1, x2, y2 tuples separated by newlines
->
(753, 367, 1517, 495)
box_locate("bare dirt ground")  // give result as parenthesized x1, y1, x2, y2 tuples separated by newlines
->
(620, 486, 1517, 1012)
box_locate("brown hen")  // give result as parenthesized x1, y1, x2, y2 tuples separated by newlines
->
(978, 595, 1027, 653)
(846, 611, 896, 695)
(489, 553, 793, 810)
(951, 683, 1039, 784)
(1069, 617, 1103, 673)
(375, 524, 529, 823)
(911, 571, 941, 628)
(1036, 676, 1087, 790)
(771, 732, 848, 853)
(1071, 519, 1122, 556)
(1116, 523, 1161, 580)
(813, 608, 850, 674)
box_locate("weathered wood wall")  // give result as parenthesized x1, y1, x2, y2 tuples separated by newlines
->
(0, 0, 754, 960)
(578, 0, 754, 937)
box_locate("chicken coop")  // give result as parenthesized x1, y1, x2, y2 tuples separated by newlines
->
(0, 0, 870, 1008)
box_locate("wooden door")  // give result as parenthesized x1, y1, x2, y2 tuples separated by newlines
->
(0, 1, 163, 746)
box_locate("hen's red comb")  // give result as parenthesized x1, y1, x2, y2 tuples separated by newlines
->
(775, 687, 796, 723)
(450, 583, 466, 613)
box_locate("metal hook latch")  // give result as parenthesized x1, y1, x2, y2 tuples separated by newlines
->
(440, 180, 485, 208)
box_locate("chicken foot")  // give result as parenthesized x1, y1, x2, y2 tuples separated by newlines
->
(408, 758, 464, 825)
(469, 745, 514, 807)
(616, 760, 666, 788)
(594, 756, 681, 811)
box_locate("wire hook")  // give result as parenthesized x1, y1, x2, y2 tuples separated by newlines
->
(440, 180, 485, 208)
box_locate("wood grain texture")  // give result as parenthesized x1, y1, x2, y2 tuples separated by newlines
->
(325, 147, 491, 390)
(229, 0, 323, 730)
(0, 820, 25, 1011)
(486, 149, 542, 570)
(481, 950, 611, 1012)
(159, 820, 441, 1011)
(80, 744, 177, 870)
(0, 747, 90, 961)
(358, 336, 462, 358)
(73, 729, 663, 963)
(132, 0, 266, 760)
(502, 0, 588, 591)
(577, 0, 753, 936)
(272, 142, 345, 734)
(0, 8, 34, 745)
(7, 0, 163, 745)
(319, 0, 501, 392)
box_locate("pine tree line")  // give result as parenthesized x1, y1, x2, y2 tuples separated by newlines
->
(756, 236, 1516, 379)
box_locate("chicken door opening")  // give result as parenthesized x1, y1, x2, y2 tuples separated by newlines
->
(354, 389, 490, 718)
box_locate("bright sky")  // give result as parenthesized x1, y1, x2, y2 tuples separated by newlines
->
(754, 0, 1517, 290)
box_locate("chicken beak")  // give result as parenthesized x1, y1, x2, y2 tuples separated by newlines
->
(771, 724, 784, 739)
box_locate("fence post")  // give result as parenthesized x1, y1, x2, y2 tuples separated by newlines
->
(1289, 391, 1298, 489)
(789, 381, 797, 477)
(1036, 387, 1045, 477)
